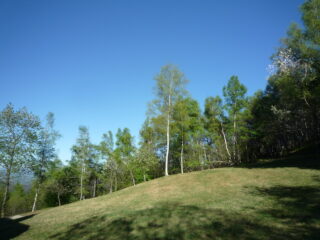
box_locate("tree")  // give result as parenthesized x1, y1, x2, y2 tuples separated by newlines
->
(172, 99, 189, 174)
(45, 162, 77, 206)
(250, 0, 320, 157)
(301, 0, 320, 45)
(115, 128, 136, 186)
(150, 64, 188, 176)
(172, 97, 202, 173)
(138, 118, 159, 180)
(0, 104, 40, 217)
(7, 183, 26, 216)
(187, 105, 206, 170)
(31, 112, 60, 212)
(98, 131, 118, 193)
(204, 96, 231, 162)
(71, 126, 94, 200)
(223, 76, 247, 163)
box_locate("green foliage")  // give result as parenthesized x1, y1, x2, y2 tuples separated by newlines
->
(44, 164, 78, 206)
(0, 103, 40, 217)
(7, 183, 27, 216)
(172, 97, 204, 172)
(31, 113, 60, 182)
(223, 76, 247, 115)
(98, 131, 118, 193)
(222, 76, 248, 163)
(301, 0, 320, 44)
(115, 128, 135, 159)
(29, 112, 61, 212)
(150, 64, 189, 176)
(115, 128, 146, 186)
(204, 96, 231, 162)
(250, 0, 320, 157)
(0, 103, 40, 173)
(151, 64, 189, 115)
(71, 126, 97, 200)
(138, 118, 160, 180)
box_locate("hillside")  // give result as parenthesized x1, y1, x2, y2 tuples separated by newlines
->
(2, 154, 320, 240)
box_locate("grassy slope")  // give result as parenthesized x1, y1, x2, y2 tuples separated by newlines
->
(4, 154, 320, 240)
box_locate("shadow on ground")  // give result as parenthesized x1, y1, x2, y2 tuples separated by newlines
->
(249, 185, 320, 238)
(0, 215, 34, 240)
(49, 204, 272, 240)
(49, 190, 320, 240)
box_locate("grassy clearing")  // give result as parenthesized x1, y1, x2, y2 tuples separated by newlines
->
(2, 154, 320, 240)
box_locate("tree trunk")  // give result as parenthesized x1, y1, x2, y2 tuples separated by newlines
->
(246, 144, 249, 162)
(180, 139, 184, 174)
(92, 178, 96, 198)
(57, 192, 61, 206)
(143, 174, 146, 182)
(130, 170, 136, 186)
(109, 174, 113, 193)
(114, 175, 118, 191)
(32, 185, 40, 212)
(80, 163, 85, 200)
(220, 122, 231, 162)
(1, 168, 11, 218)
(233, 113, 237, 162)
(202, 142, 207, 165)
(165, 95, 171, 176)
(80, 173, 83, 200)
(199, 141, 204, 170)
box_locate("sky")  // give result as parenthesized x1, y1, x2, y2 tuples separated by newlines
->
(0, 0, 304, 162)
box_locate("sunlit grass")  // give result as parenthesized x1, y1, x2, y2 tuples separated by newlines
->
(4, 155, 320, 240)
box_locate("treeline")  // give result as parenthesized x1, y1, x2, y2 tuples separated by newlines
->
(1, 0, 319, 217)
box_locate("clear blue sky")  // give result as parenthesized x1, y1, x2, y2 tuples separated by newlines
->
(0, 0, 304, 162)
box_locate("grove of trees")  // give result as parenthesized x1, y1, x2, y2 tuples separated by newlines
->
(0, 0, 319, 217)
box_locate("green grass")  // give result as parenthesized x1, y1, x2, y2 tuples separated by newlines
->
(2, 154, 320, 240)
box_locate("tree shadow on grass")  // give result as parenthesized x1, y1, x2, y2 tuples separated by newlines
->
(49, 201, 310, 240)
(248, 185, 320, 240)
(0, 215, 34, 240)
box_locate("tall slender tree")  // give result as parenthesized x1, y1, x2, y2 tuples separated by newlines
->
(223, 76, 247, 163)
(150, 64, 188, 176)
(138, 118, 159, 180)
(0, 104, 40, 217)
(204, 96, 231, 162)
(71, 126, 93, 200)
(31, 112, 60, 212)
(115, 128, 136, 186)
(99, 131, 118, 193)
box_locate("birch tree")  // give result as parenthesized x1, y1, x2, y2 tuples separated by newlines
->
(172, 98, 200, 173)
(223, 76, 247, 163)
(204, 96, 232, 162)
(0, 103, 40, 217)
(138, 118, 158, 181)
(31, 112, 60, 212)
(172, 99, 189, 174)
(115, 128, 136, 186)
(71, 126, 92, 200)
(99, 131, 118, 193)
(150, 64, 188, 176)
